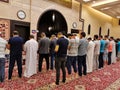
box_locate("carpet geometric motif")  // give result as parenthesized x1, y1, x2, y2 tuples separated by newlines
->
(104, 78, 120, 90)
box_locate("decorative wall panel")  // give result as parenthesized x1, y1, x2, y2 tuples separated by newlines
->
(0, 18, 10, 40)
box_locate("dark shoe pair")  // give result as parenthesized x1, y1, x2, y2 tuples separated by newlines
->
(62, 79, 66, 83)
(83, 73, 87, 76)
(55, 81, 59, 85)
(55, 79, 66, 85)
(79, 74, 82, 76)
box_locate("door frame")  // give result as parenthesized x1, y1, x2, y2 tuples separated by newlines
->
(10, 20, 30, 37)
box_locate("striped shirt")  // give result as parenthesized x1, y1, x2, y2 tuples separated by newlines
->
(0, 37, 7, 58)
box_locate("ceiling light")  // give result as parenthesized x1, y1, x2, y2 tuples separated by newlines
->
(83, 0, 91, 2)
(91, 0, 118, 7)
(92, 1, 96, 4)
(117, 16, 120, 18)
(100, 7, 111, 10)
(52, 13, 55, 22)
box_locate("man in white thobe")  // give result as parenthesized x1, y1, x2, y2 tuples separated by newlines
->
(86, 37, 95, 73)
(24, 35, 38, 78)
(110, 37, 116, 64)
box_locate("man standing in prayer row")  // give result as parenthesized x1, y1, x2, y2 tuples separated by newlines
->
(50, 34, 57, 70)
(66, 34, 79, 75)
(8, 31, 24, 79)
(117, 39, 120, 60)
(78, 32, 88, 76)
(104, 35, 109, 65)
(86, 37, 95, 73)
(55, 32, 69, 85)
(38, 32, 50, 72)
(24, 35, 38, 78)
(0, 32, 7, 82)
(108, 38, 113, 65)
(111, 37, 116, 63)
(93, 35, 100, 70)
(99, 35, 106, 69)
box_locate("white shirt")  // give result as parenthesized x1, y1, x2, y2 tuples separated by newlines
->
(0, 37, 7, 58)
(94, 40, 100, 55)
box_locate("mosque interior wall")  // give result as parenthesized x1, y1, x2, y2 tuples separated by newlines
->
(0, 0, 120, 39)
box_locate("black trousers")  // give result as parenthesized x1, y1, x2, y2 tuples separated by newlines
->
(55, 57, 66, 84)
(99, 52, 104, 69)
(108, 52, 112, 65)
(78, 55, 87, 76)
(39, 54, 49, 72)
(8, 54, 22, 79)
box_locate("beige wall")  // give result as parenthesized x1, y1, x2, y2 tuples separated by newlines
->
(0, 0, 120, 38)
(0, 0, 30, 22)
(82, 5, 113, 38)
(30, 0, 81, 33)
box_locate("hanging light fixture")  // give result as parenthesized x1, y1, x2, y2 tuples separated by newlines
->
(52, 13, 55, 22)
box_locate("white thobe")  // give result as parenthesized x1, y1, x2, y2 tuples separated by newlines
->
(86, 41, 95, 73)
(24, 39, 38, 78)
(111, 40, 116, 63)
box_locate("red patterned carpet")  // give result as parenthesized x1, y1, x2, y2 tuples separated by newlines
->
(1, 61, 120, 90)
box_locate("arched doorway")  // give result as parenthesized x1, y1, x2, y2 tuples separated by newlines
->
(37, 10, 68, 38)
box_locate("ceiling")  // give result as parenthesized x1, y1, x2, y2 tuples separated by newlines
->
(76, 0, 120, 19)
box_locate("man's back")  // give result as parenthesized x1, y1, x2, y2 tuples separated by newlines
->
(25, 39, 38, 53)
(118, 41, 120, 52)
(50, 38, 57, 54)
(94, 40, 100, 55)
(78, 38, 88, 56)
(56, 37, 69, 57)
(8, 36, 23, 55)
(39, 37, 50, 54)
(100, 39, 106, 53)
(68, 38, 79, 56)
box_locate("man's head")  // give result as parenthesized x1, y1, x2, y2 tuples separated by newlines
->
(57, 32, 63, 38)
(29, 34, 34, 39)
(104, 35, 108, 40)
(88, 37, 92, 42)
(50, 34, 56, 40)
(110, 36, 114, 41)
(94, 34, 98, 40)
(67, 33, 72, 39)
(13, 31, 19, 36)
(40, 32, 46, 38)
(99, 35, 103, 40)
(80, 32, 86, 38)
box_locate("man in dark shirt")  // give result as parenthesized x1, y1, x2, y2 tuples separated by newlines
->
(55, 32, 69, 85)
(7, 31, 24, 79)
(50, 34, 57, 70)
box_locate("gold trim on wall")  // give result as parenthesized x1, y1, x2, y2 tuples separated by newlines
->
(0, 0, 9, 3)
(49, 0, 72, 8)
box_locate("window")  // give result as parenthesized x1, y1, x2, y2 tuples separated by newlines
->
(99, 27, 102, 36)
(107, 29, 110, 36)
(88, 24, 91, 35)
